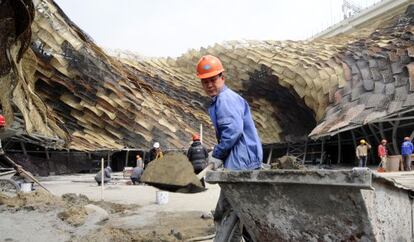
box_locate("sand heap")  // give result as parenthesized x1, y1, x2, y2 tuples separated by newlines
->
(141, 152, 205, 193)
(0, 190, 62, 210)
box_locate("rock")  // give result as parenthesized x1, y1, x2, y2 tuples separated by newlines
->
(141, 152, 205, 193)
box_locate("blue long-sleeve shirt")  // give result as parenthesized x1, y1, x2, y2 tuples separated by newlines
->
(208, 86, 263, 170)
(401, 141, 414, 155)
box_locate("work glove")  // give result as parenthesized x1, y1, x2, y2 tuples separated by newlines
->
(208, 152, 223, 170)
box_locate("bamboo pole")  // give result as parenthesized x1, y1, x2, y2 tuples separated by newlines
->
(101, 157, 104, 201)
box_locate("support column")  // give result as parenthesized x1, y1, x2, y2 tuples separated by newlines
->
(337, 134, 341, 164)
(320, 139, 325, 165)
(303, 139, 308, 164)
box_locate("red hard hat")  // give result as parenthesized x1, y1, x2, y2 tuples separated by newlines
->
(196, 55, 224, 79)
(192, 133, 200, 141)
(0, 115, 5, 127)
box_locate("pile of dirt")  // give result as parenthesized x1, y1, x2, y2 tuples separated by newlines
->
(0, 190, 62, 210)
(271, 156, 305, 170)
(76, 211, 215, 242)
(92, 200, 137, 214)
(62, 193, 90, 206)
(141, 152, 205, 193)
(58, 206, 88, 227)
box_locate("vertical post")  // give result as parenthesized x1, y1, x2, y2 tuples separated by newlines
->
(20, 142, 27, 156)
(351, 130, 357, 166)
(125, 149, 129, 167)
(320, 138, 325, 165)
(66, 149, 70, 173)
(45, 147, 50, 160)
(337, 133, 341, 164)
(392, 120, 400, 155)
(303, 139, 308, 164)
(101, 157, 104, 201)
(107, 152, 111, 167)
(200, 123, 203, 144)
(266, 146, 273, 165)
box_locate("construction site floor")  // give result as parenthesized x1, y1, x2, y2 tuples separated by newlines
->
(0, 172, 219, 242)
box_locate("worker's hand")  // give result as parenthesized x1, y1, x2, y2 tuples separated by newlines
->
(208, 153, 223, 170)
(0, 148, 4, 155)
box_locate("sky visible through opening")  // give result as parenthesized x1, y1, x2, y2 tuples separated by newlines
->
(55, 0, 382, 57)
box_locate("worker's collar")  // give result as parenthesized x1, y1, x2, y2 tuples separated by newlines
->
(210, 85, 227, 103)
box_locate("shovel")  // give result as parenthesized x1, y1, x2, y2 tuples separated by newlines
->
(2, 154, 51, 193)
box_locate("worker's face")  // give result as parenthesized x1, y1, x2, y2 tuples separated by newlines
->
(201, 74, 225, 97)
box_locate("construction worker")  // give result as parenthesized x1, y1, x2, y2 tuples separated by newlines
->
(0, 114, 5, 155)
(187, 133, 208, 174)
(147, 142, 163, 166)
(377, 139, 388, 170)
(130, 163, 144, 185)
(401, 137, 413, 171)
(356, 139, 371, 167)
(136, 154, 144, 168)
(94, 166, 112, 185)
(196, 55, 262, 242)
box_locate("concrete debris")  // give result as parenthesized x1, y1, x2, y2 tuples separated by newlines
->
(141, 152, 205, 193)
(271, 155, 305, 170)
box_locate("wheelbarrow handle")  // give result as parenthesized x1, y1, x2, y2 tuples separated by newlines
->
(2, 154, 51, 193)
(197, 163, 214, 180)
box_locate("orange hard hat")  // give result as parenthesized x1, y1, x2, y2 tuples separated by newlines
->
(0, 115, 5, 127)
(192, 133, 200, 141)
(196, 55, 224, 79)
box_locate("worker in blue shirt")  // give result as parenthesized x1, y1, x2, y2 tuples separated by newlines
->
(196, 55, 262, 242)
(401, 137, 413, 171)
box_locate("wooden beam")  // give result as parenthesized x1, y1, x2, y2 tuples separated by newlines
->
(266, 146, 273, 165)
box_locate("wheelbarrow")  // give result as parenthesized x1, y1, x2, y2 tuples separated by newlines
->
(0, 167, 21, 196)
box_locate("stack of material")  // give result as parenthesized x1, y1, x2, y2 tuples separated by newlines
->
(0, 0, 413, 150)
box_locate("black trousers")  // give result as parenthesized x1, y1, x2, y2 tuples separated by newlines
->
(131, 177, 140, 185)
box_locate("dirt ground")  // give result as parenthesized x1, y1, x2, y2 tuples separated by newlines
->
(0, 172, 219, 242)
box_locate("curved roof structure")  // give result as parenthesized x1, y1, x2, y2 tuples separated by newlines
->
(0, 0, 413, 150)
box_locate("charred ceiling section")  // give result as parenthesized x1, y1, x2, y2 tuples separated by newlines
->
(310, 7, 414, 138)
(240, 65, 316, 142)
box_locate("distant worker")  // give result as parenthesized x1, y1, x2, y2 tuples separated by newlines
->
(94, 166, 112, 185)
(147, 142, 164, 165)
(377, 139, 388, 169)
(401, 137, 413, 171)
(187, 133, 208, 174)
(130, 163, 144, 185)
(197, 55, 262, 242)
(356, 139, 371, 167)
(136, 155, 144, 168)
(0, 114, 5, 155)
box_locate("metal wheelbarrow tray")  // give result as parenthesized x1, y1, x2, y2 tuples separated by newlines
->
(206, 169, 414, 241)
